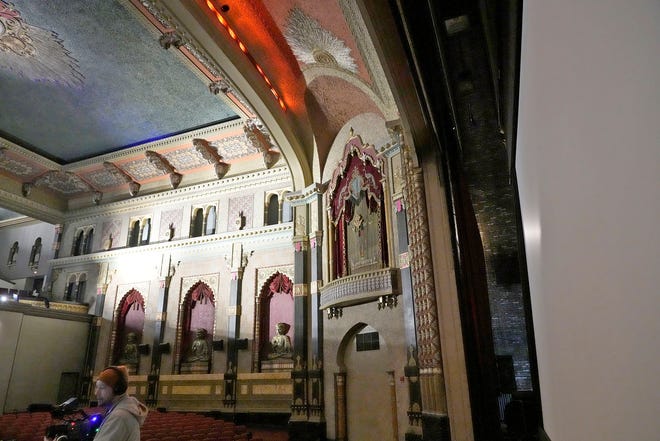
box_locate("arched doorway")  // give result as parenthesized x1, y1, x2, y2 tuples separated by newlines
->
(336, 323, 394, 441)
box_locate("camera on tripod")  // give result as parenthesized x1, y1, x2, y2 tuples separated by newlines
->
(28, 397, 103, 441)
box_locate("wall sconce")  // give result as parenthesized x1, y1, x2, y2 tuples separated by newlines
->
(235, 338, 249, 350)
(212, 340, 224, 351)
(158, 342, 171, 354)
(377, 294, 398, 310)
(138, 344, 150, 356)
(327, 306, 343, 319)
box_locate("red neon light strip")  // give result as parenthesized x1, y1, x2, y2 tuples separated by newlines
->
(205, 1, 286, 111)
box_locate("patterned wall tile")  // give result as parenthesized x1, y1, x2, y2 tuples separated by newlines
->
(228, 195, 253, 231)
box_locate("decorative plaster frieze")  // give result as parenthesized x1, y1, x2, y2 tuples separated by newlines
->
(293, 284, 309, 297)
(0, 139, 60, 170)
(181, 274, 219, 298)
(287, 183, 327, 206)
(284, 7, 357, 73)
(338, 0, 398, 119)
(64, 119, 246, 170)
(0, 188, 64, 224)
(310, 280, 323, 293)
(130, 0, 256, 116)
(319, 267, 400, 309)
(63, 166, 291, 223)
(256, 265, 294, 292)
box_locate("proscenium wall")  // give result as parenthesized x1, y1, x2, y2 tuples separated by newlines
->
(516, 1, 660, 440)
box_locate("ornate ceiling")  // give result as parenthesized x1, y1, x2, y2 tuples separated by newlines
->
(0, 0, 400, 224)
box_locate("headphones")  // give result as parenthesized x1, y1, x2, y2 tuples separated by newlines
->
(101, 366, 128, 395)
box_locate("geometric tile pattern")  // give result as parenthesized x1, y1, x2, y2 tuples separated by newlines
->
(228, 194, 254, 231)
(160, 208, 183, 241)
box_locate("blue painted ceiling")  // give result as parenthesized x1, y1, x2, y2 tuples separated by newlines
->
(0, 0, 239, 164)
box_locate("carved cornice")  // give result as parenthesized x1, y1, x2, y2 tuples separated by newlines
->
(0, 140, 60, 170)
(132, 0, 256, 117)
(319, 268, 400, 309)
(287, 182, 327, 206)
(0, 188, 64, 224)
(63, 166, 291, 223)
(63, 119, 246, 170)
(403, 146, 442, 370)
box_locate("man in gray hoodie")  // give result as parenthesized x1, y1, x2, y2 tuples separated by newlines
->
(93, 366, 148, 441)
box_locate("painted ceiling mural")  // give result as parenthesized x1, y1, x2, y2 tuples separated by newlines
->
(0, 0, 396, 220)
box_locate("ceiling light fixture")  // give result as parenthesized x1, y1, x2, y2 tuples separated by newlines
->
(205, 0, 286, 111)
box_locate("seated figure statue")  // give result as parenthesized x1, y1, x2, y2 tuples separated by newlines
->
(187, 328, 210, 362)
(119, 332, 139, 365)
(268, 322, 292, 359)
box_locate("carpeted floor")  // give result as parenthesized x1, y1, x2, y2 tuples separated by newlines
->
(247, 425, 289, 441)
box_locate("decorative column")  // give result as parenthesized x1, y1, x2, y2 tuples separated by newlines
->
(41, 224, 63, 298)
(223, 243, 248, 409)
(388, 370, 399, 441)
(147, 256, 177, 406)
(308, 191, 325, 430)
(394, 196, 425, 440)
(287, 183, 327, 441)
(334, 372, 347, 441)
(402, 145, 450, 439)
(80, 262, 113, 404)
(290, 210, 309, 420)
(52, 223, 63, 259)
(385, 128, 424, 439)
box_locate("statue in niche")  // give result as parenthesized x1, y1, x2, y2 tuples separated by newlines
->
(119, 332, 139, 365)
(268, 322, 292, 359)
(187, 328, 210, 362)
(168, 223, 175, 241)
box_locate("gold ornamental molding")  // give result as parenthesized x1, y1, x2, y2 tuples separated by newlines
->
(293, 283, 309, 297)
(227, 305, 242, 316)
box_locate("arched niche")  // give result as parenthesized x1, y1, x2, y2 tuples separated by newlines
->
(110, 289, 146, 374)
(177, 281, 215, 374)
(254, 272, 294, 372)
(327, 134, 388, 279)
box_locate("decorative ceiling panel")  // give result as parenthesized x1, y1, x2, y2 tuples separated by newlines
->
(0, 0, 239, 164)
(0, 148, 49, 180)
(80, 168, 125, 190)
